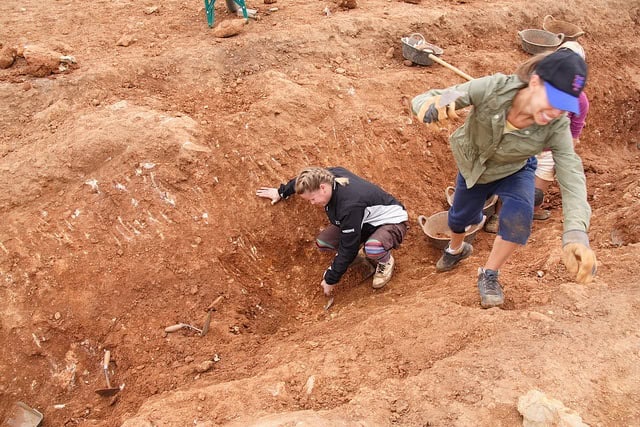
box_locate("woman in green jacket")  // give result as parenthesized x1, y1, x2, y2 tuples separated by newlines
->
(412, 49, 596, 308)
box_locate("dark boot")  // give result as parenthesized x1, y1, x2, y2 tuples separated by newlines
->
(436, 242, 473, 272)
(477, 268, 504, 308)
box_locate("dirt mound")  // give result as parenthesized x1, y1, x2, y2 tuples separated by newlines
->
(1, 0, 639, 425)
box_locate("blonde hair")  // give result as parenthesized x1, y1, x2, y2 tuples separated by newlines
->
(515, 52, 551, 82)
(294, 167, 349, 194)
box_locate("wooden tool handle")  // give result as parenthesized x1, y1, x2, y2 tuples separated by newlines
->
(427, 54, 474, 82)
(200, 312, 212, 337)
(165, 323, 186, 332)
(103, 350, 111, 369)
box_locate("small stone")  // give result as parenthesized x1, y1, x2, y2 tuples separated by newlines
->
(518, 389, 587, 426)
(116, 34, 136, 47)
(385, 47, 394, 58)
(0, 46, 17, 69)
(212, 19, 246, 38)
(304, 375, 315, 394)
(335, 67, 346, 74)
(270, 381, 287, 397)
(403, 60, 414, 67)
(144, 6, 159, 14)
(529, 311, 553, 322)
(54, 312, 61, 320)
(195, 360, 215, 373)
(337, 0, 357, 8)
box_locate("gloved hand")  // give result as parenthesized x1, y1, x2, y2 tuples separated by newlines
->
(562, 231, 597, 284)
(412, 90, 463, 124)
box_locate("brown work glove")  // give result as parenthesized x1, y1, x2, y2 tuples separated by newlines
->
(412, 90, 463, 124)
(562, 231, 597, 284)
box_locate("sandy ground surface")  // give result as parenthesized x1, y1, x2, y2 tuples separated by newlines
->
(1, 0, 640, 425)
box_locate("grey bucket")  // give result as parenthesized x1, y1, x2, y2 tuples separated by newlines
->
(401, 33, 444, 66)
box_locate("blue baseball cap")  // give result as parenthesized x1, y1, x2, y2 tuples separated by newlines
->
(536, 49, 587, 114)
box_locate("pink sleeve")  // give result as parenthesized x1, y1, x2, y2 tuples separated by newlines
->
(568, 92, 589, 139)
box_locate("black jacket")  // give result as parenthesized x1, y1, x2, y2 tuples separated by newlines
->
(278, 167, 407, 284)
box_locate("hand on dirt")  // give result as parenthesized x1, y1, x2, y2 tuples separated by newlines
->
(256, 187, 281, 205)
(320, 279, 334, 296)
(562, 243, 597, 284)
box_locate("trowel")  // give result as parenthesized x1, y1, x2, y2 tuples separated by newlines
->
(324, 256, 376, 311)
(164, 310, 212, 336)
(95, 350, 120, 397)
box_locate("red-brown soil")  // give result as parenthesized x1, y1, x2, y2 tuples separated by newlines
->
(1, 0, 639, 425)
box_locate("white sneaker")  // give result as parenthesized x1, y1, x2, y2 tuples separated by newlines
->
(372, 254, 394, 289)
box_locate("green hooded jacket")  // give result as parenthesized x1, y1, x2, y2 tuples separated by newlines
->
(412, 73, 591, 233)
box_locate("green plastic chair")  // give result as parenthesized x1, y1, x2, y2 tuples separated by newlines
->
(204, 0, 248, 28)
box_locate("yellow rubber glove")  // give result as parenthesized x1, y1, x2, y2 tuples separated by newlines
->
(414, 90, 463, 123)
(562, 230, 597, 284)
(415, 95, 455, 123)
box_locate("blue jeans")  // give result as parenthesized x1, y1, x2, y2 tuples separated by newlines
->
(448, 157, 537, 245)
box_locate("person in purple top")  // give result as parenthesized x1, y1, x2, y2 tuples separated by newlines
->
(533, 41, 590, 220)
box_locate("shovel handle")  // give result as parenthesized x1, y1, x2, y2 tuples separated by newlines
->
(165, 323, 187, 332)
(200, 311, 212, 337)
(102, 350, 113, 389)
(427, 54, 474, 82)
(103, 350, 111, 369)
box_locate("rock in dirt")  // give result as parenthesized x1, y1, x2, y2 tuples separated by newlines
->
(195, 360, 215, 373)
(23, 45, 69, 77)
(303, 375, 315, 395)
(264, 0, 277, 3)
(337, 0, 357, 8)
(385, 47, 394, 59)
(212, 19, 246, 38)
(267, 381, 287, 397)
(528, 311, 553, 322)
(121, 418, 154, 427)
(517, 389, 588, 427)
(116, 34, 136, 47)
(0, 45, 17, 69)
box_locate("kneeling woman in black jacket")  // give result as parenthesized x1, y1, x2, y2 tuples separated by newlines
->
(257, 166, 408, 296)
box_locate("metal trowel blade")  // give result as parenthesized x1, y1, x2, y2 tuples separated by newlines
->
(95, 387, 120, 397)
(324, 296, 335, 311)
